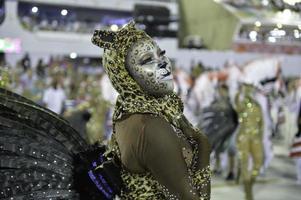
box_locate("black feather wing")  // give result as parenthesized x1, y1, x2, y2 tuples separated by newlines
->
(197, 98, 238, 152)
(0, 88, 88, 200)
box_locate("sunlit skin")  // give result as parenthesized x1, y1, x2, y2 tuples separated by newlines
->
(126, 39, 174, 97)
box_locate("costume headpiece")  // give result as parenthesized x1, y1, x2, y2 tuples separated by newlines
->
(92, 21, 150, 54)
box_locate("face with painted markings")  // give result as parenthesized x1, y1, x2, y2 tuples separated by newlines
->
(126, 39, 174, 97)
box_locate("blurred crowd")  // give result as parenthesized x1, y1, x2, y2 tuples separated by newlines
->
(175, 58, 301, 186)
(18, 3, 132, 34)
(1, 53, 117, 144)
(20, 14, 106, 34)
(1, 53, 301, 186)
(238, 24, 301, 44)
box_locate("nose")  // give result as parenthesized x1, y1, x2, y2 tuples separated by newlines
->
(158, 61, 167, 69)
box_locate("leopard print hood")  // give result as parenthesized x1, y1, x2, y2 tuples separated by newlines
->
(91, 21, 183, 127)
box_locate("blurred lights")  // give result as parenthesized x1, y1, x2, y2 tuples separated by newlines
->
(277, 23, 283, 29)
(137, 24, 146, 30)
(268, 36, 276, 43)
(298, 25, 301, 30)
(0, 38, 21, 53)
(254, 21, 261, 27)
(283, 9, 292, 17)
(31, 6, 38, 13)
(294, 30, 300, 38)
(270, 29, 286, 37)
(249, 31, 257, 42)
(262, 0, 269, 6)
(70, 52, 77, 59)
(61, 9, 68, 16)
(146, 15, 154, 22)
(110, 24, 118, 32)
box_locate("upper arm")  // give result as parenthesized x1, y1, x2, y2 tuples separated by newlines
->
(141, 116, 199, 200)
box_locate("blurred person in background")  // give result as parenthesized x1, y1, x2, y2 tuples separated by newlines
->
(20, 68, 37, 98)
(270, 77, 286, 139)
(0, 52, 10, 68)
(256, 86, 274, 175)
(223, 62, 243, 181)
(20, 52, 31, 72)
(235, 82, 264, 200)
(196, 79, 238, 179)
(173, 67, 191, 100)
(186, 70, 218, 126)
(290, 103, 301, 185)
(10, 69, 23, 95)
(224, 61, 243, 104)
(285, 79, 301, 146)
(36, 58, 46, 79)
(100, 73, 118, 141)
(42, 77, 66, 114)
(288, 79, 301, 186)
(85, 74, 109, 144)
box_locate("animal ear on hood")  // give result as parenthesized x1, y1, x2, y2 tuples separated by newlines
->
(91, 30, 117, 50)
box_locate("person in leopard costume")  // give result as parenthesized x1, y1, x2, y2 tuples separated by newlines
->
(91, 21, 211, 200)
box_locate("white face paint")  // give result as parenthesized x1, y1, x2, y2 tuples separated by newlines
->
(126, 39, 174, 97)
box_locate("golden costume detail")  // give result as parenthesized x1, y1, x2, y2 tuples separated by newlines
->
(235, 84, 263, 200)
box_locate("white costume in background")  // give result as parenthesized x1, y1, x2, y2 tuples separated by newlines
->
(290, 136, 301, 185)
(256, 92, 274, 173)
(43, 87, 66, 114)
(241, 57, 281, 174)
(226, 65, 243, 104)
(173, 69, 191, 101)
(296, 158, 301, 185)
(185, 73, 217, 126)
(193, 73, 217, 108)
(100, 74, 118, 140)
(100, 74, 118, 105)
(243, 58, 279, 86)
(285, 86, 301, 146)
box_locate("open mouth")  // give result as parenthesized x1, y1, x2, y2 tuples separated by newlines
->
(161, 72, 173, 80)
(164, 71, 171, 77)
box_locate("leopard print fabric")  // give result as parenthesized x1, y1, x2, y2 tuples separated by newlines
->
(120, 171, 166, 200)
(120, 166, 211, 200)
(91, 21, 210, 200)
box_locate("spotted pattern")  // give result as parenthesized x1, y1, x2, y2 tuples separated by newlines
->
(126, 39, 173, 97)
(91, 21, 211, 200)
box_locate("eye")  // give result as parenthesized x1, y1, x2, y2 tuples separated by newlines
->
(140, 56, 152, 65)
(159, 50, 166, 56)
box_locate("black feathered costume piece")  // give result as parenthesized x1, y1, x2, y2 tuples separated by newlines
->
(197, 98, 238, 152)
(0, 88, 122, 200)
